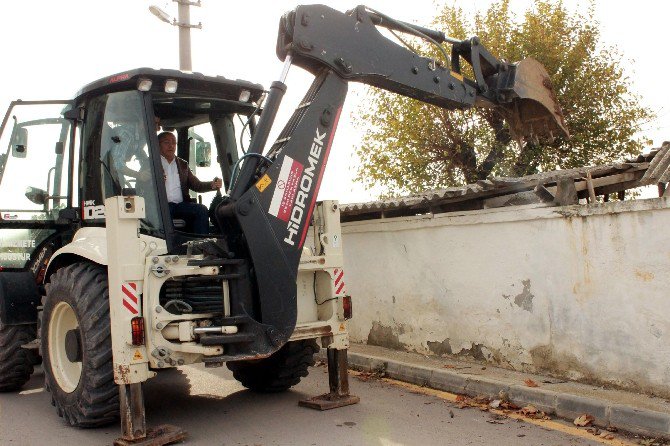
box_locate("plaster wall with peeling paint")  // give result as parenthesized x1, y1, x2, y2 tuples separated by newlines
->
(341, 197, 670, 397)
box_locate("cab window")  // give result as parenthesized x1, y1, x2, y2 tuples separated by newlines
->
(0, 102, 73, 222)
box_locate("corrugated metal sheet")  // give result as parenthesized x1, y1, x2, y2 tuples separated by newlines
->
(641, 142, 670, 186)
(341, 148, 664, 222)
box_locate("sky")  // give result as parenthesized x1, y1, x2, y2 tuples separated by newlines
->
(0, 0, 667, 204)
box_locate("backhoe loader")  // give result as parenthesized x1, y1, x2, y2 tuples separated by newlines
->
(0, 5, 566, 444)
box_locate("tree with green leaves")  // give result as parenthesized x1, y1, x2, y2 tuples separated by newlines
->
(355, 0, 654, 196)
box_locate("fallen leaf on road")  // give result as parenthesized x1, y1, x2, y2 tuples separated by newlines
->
(524, 378, 539, 387)
(518, 405, 547, 420)
(473, 395, 491, 404)
(574, 413, 595, 427)
(599, 432, 615, 440)
(500, 401, 520, 411)
(520, 405, 538, 415)
(486, 419, 505, 424)
(355, 369, 386, 382)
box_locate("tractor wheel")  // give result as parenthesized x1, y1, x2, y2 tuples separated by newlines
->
(227, 339, 319, 392)
(0, 324, 37, 392)
(41, 262, 118, 427)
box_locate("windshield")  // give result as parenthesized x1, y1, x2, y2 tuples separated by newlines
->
(0, 101, 72, 222)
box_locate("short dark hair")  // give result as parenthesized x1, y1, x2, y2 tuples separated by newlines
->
(158, 131, 175, 142)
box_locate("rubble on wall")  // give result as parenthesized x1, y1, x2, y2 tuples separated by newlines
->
(341, 144, 669, 223)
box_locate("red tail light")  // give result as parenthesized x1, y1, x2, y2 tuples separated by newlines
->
(342, 295, 352, 320)
(131, 317, 145, 346)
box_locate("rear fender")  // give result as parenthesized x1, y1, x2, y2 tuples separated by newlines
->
(45, 227, 108, 282)
(45, 227, 167, 281)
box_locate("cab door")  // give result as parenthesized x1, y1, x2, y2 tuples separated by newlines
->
(0, 100, 76, 275)
(0, 100, 76, 325)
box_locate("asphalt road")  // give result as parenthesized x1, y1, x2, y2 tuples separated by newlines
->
(0, 363, 610, 446)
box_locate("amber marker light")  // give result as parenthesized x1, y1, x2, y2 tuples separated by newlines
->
(131, 317, 145, 346)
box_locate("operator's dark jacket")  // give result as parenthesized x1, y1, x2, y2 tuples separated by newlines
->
(163, 156, 213, 203)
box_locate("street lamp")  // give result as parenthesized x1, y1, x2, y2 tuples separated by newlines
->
(149, 6, 172, 24)
(148, 1, 202, 71)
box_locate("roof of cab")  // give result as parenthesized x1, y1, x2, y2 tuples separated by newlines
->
(73, 67, 265, 104)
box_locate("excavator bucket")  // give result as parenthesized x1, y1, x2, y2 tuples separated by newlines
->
(500, 58, 569, 143)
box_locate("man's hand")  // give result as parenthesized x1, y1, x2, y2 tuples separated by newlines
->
(211, 177, 223, 190)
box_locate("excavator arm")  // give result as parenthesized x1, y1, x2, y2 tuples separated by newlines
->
(215, 4, 567, 355)
(278, 5, 568, 140)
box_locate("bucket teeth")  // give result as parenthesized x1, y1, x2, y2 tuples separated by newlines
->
(501, 57, 569, 143)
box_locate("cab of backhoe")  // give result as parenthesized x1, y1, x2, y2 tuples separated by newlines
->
(0, 69, 264, 272)
(74, 68, 265, 253)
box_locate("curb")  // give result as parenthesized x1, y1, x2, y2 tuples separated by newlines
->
(318, 350, 670, 438)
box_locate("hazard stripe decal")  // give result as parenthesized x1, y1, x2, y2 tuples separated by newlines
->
(335, 269, 344, 286)
(122, 299, 139, 315)
(122, 284, 138, 304)
(121, 282, 140, 315)
(334, 268, 346, 295)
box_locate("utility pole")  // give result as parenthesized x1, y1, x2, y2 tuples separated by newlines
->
(149, 0, 202, 71)
(175, 0, 201, 71)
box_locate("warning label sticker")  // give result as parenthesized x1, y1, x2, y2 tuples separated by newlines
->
(268, 155, 303, 222)
(256, 174, 272, 193)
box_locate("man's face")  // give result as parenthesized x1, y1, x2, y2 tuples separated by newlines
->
(159, 134, 177, 161)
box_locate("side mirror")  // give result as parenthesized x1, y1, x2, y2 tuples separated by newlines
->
(25, 186, 47, 205)
(12, 128, 28, 158)
(195, 141, 211, 167)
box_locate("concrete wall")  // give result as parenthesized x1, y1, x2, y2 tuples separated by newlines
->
(342, 198, 670, 397)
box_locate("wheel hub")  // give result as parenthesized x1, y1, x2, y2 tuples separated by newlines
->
(48, 301, 82, 393)
(64, 329, 82, 363)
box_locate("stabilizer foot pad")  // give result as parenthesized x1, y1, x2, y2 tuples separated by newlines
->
(113, 424, 187, 446)
(299, 393, 360, 411)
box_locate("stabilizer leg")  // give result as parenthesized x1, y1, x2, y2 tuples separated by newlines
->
(113, 384, 186, 446)
(299, 348, 360, 410)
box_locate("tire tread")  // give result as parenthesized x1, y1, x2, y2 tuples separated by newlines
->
(42, 262, 118, 428)
(0, 324, 36, 392)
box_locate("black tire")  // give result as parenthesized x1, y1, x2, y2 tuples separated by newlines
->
(0, 323, 37, 392)
(227, 339, 319, 392)
(41, 262, 118, 427)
